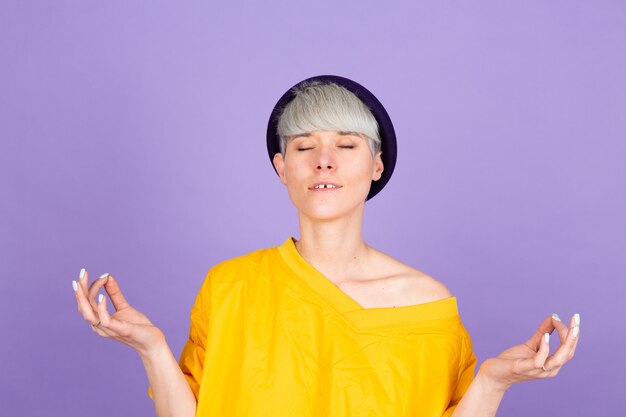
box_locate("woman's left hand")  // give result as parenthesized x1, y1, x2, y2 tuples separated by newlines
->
(477, 313, 581, 392)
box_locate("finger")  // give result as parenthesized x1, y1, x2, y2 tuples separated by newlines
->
(73, 280, 100, 327)
(525, 315, 556, 352)
(516, 332, 552, 376)
(94, 293, 116, 337)
(88, 273, 111, 311)
(566, 326, 581, 359)
(544, 313, 580, 370)
(542, 315, 579, 372)
(78, 268, 89, 294)
(551, 313, 570, 344)
(103, 275, 131, 311)
(91, 319, 110, 337)
(96, 293, 132, 338)
(535, 332, 551, 371)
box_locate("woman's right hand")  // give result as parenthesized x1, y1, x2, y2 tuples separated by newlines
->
(72, 269, 165, 357)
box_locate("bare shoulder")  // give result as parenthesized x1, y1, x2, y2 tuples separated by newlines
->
(369, 248, 453, 305)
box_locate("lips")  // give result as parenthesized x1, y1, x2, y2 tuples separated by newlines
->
(308, 181, 342, 191)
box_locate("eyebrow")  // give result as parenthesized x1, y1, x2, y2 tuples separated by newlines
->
(338, 131, 362, 137)
(290, 133, 312, 139)
(290, 131, 360, 139)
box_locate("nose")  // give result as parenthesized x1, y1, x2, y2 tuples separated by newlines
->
(315, 149, 336, 172)
(316, 161, 335, 171)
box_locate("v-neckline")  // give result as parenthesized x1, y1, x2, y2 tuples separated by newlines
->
(276, 237, 460, 329)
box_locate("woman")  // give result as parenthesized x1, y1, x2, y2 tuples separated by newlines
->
(72, 75, 580, 417)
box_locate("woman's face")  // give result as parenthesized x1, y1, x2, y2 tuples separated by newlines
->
(272, 130, 384, 221)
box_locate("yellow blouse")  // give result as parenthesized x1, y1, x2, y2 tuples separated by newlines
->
(153, 237, 476, 416)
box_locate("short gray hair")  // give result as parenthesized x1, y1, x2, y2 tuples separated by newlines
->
(276, 81, 381, 156)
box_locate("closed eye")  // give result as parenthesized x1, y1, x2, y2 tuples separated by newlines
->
(338, 145, 355, 149)
(297, 147, 313, 151)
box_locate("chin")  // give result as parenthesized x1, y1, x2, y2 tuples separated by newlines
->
(295, 201, 366, 222)
(287, 187, 369, 220)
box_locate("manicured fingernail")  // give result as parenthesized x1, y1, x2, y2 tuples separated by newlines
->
(544, 333, 550, 343)
(574, 313, 580, 326)
(72, 280, 78, 292)
(573, 326, 579, 338)
(551, 313, 561, 322)
(99, 273, 109, 279)
(98, 294, 104, 304)
(79, 268, 86, 280)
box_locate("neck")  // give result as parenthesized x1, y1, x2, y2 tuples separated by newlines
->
(295, 208, 371, 283)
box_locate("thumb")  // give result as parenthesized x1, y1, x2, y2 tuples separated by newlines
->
(525, 315, 556, 352)
(103, 275, 131, 311)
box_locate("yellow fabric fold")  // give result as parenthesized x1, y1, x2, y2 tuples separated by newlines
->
(149, 238, 476, 416)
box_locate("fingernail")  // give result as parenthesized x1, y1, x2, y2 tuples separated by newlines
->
(551, 313, 561, 322)
(573, 326, 579, 338)
(574, 313, 580, 326)
(544, 333, 550, 343)
(72, 280, 78, 292)
(99, 273, 109, 279)
(98, 294, 104, 304)
(79, 268, 86, 280)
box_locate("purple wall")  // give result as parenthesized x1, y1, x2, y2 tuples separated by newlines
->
(2, 1, 624, 415)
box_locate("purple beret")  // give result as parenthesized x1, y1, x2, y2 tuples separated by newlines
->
(266, 75, 397, 201)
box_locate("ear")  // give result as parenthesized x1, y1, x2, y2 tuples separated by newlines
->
(272, 153, 288, 185)
(372, 151, 384, 182)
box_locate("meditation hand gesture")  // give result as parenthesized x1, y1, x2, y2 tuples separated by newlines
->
(72, 269, 165, 357)
(479, 313, 581, 392)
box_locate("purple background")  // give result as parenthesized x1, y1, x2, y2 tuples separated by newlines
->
(2, 1, 624, 415)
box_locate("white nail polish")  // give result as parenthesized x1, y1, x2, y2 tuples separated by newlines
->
(551, 313, 561, 322)
(79, 268, 86, 280)
(99, 273, 109, 279)
(573, 326, 579, 338)
(544, 333, 550, 343)
(574, 313, 580, 326)
(98, 294, 104, 303)
(72, 280, 78, 292)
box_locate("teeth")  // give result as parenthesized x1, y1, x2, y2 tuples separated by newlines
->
(315, 184, 337, 189)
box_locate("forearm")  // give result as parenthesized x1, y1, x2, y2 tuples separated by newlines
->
(450, 370, 507, 417)
(140, 338, 197, 417)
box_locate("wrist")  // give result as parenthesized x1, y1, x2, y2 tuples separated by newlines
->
(476, 362, 510, 394)
(137, 330, 168, 361)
